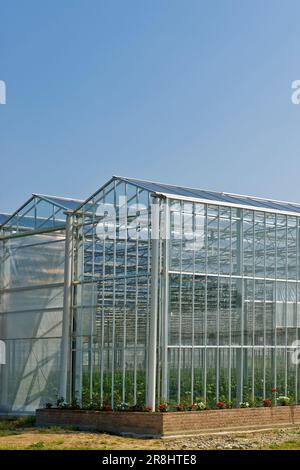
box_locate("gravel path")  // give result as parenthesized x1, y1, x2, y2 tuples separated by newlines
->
(164, 427, 300, 450)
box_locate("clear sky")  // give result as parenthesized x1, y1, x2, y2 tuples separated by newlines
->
(1, 0, 300, 213)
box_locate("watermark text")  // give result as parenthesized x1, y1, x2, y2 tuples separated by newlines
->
(0, 80, 6, 104)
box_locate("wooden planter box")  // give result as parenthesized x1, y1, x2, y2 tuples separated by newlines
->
(36, 405, 300, 438)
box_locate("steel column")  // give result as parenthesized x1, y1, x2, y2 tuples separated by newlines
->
(147, 197, 160, 411)
(59, 215, 73, 401)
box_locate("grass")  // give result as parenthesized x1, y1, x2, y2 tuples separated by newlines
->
(0, 432, 164, 450)
(0, 417, 164, 450)
(0, 416, 36, 437)
(263, 439, 300, 450)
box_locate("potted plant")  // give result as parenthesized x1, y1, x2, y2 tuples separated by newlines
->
(175, 403, 186, 412)
(216, 401, 226, 409)
(277, 396, 290, 406)
(116, 402, 129, 411)
(263, 398, 272, 407)
(70, 398, 81, 410)
(187, 403, 197, 411)
(239, 401, 250, 408)
(128, 404, 142, 412)
(101, 404, 112, 411)
(195, 401, 206, 411)
(157, 403, 168, 412)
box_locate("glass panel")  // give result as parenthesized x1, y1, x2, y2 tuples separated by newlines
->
(182, 211, 194, 272)
(231, 213, 241, 275)
(0, 338, 61, 413)
(231, 279, 242, 346)
(244, 279, 254, 346)
(266, 281, 275, 345)
(254, 348, 264, 399)
(194, 213, 206, 273)
(219, 217, 231, 274)
(254, 213, 265, 277)
(243, 212, 254, 276)
(254, 280, 264, 346)
(181, 275, 193, 346)
(243, 348, 254, 403)
(207, 277, 218, 345)
(265, 215, 276, 278)
(219, 277, 230, 346)
(180, 348, 192, 403)
(287, 222, 297, 279)
(287, 350, 296, 402)
(169, 274, 180, 345)
(219, 348, 230, 402)
(193, 348, 205, 401)
(207, 213, 219, 273)
(231, 348, 242, 403)
(276, 215, 287, 279)
(276, 348, 286, 395)
(168, 348, 179, 404)
(194, 277, 206, 346)
(206, 348, 217, 405)
(170, 206, 181, 271)
(265, 348, 275, 398)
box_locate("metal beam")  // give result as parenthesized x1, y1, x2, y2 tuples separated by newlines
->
(59, 215, 73, 401)
(161, 199, 170, 400)
(147, 197, 160, 411)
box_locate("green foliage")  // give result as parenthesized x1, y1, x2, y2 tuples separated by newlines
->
(277, 396, 291, 406)
(194, 401, 206, 410)
(81, 369, 146, 409)
(0, 416, 36, 435)
(27, 441, 45, 450)
(73, 365, 300, 411)
(56, 396, 66, 408)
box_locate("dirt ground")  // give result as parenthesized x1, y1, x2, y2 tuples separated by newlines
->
(1, 418, 300, 450)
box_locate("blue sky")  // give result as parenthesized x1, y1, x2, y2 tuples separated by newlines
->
(1, 0, 300, 213)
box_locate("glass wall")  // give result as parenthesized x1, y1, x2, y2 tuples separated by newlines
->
(72, 179, 152, 408)
(166, 200, 300, 405)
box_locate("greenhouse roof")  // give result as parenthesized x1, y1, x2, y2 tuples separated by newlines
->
(117, 176, 300, 215)
(1, 194, 83, 234)
(3, 177, 300, 231)
(0, 213, 10, 226)
(34, 194, 84, 211)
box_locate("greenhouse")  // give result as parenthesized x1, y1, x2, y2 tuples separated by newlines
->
(1, 176, 300, 414)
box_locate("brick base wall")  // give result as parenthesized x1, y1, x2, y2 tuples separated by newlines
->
(36, 405, 300, 438)
(36, 409, 164, 437)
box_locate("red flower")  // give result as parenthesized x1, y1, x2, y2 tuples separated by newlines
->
(216, 401, 226, 409)
(157, 403, 168, 412)
(145, 406, 152, 412)
(272, 388, 278, 393)
(101, 404, 112, 411)
(263, 398, 272, 407)
(176, 403, 186, 411)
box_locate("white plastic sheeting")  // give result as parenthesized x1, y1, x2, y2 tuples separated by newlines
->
(0, 231, 65, 413)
